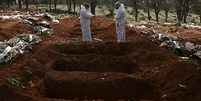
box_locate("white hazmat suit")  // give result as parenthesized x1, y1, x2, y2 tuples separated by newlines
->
(80, 5, 94, 42)
(115, 4, 126, 43)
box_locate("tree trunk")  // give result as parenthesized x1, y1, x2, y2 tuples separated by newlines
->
(14, 0, 16, 5)
(148, 9, 151, 21)
(25, 0, 28, 9)
(135, 9, 138, 21)
(66, 0, 68, 11)
(156, 12, 159, 22)
(133, 0, 138, 21)
(183, 15, 187, 23)
(145, 0, 151, 21)
(69, 0, 72, 12)
(7, 0, 10, 8)
(176, 3, 181, 21)
(73, 0, 76, 12)
(183, 1, 190, 23)
(165, 10, 168, 22)
(90, 0, 97, 15)
(49, 0, 51, 12)
(183, 8, 190, 23)
(19, 0, 22, 8)
(176, 9, 183, 22)
(200, 14, 201, 23)
(54, 0, 57, 13)
(10, 0, 13, 5)
(175, 0, 190, 22)
(91, 4, 96, 15)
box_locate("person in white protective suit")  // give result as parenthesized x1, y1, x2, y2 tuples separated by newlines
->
(115, 2, 126, 43)
(80, 4, 95, 42)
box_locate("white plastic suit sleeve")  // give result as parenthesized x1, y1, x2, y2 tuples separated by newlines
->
(80, 6, 93, 19)
(82, 10, 93, 19)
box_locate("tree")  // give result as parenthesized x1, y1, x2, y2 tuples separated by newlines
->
(54, 0, 57, 12)
(18, 0, 22, 8)
(183, 0, 197, 23)
(79, 0, 84, 9)
(25, 0, 28, 9)
(162, 0, 174, 22)
(133, 0, 138, 21)
(104, 0, 118, 18)
(72, 0, 76, 12)
(67, 0, 77, 13)
(14, 0, 16, 5)
(10, 0, 13, 5)
(175, 0, 196, 23)
(69, 0, 72, 11)
(191, 0, 201, 23)
(49, 0, 51, 12)
(90, 0, 99, 15)
(145, 0, 151, 21)
(152, 0, 163, 22)
(132, 0, 144, 21)
(7, 0, 10, 8)
(66, 0, 69, 11)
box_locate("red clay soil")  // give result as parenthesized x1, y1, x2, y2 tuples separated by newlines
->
(0, 10, 201, 101)
(169, 28, 201, 45)
(0, 19, 33, 41)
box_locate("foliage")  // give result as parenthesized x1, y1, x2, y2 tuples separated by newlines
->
(1, 0, 201, 23)
(175, 20, 182, 26)
(154, 25, 166, 30)
(179, 59, 198, 66)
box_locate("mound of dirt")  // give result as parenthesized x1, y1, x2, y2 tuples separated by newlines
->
(0, 19, 33, 41)
(50, 16, 142, 42)
(0, 84, 34, 101)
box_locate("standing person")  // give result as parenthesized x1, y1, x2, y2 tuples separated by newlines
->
(80, 3, 94, 42)
(115, 2, 126, 43)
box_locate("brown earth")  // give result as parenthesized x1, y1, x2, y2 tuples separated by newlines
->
(0, 10, 201, 101)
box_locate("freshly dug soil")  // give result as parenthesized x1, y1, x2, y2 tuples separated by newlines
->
(0, 11, 201, 101)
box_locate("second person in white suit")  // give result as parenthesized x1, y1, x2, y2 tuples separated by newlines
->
(115, 2, 126, 43)
(80, 4, 94, 42)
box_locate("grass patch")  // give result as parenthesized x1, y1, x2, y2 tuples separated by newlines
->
(132, 21, 147, 24)
(7, 4, 201, 23)
(154, 25, 167, 30)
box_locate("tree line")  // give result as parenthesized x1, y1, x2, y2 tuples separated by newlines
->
(125, 0, 201, 23)
(1, 0, 201, 23)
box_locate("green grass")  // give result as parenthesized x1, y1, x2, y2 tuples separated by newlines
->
(131, 21, 147, 25)
(8, 4, 201, 23)
(154, 25, 167, 30)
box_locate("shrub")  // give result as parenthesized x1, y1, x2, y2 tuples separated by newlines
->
(98, 6, 102, 9)
(175, 20, 182, 26)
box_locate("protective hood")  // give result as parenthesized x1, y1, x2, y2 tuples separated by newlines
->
(119, 4, 124, 9)
(81, 5, 85, 9)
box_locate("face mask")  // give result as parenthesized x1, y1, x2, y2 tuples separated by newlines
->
(115, 6, 118, 9)
(87, 8, 89, 11)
